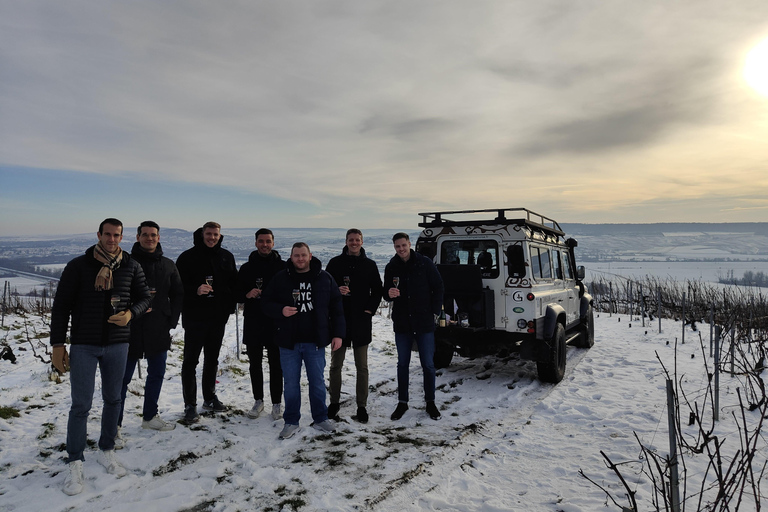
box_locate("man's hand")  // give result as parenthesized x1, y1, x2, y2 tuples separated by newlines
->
(52, 345, 69, 373)
(245, 288, 261, 299)
(388, 288, 400, 299)
(108, 310, 132, 326)
(197, 284, 213, 296)
(282, 306, 298, 317)
(331, 337, 343, 351)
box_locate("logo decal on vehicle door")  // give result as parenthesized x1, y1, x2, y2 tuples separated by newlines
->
(512, 291, 524, 302)
(513, 307, 525, 313)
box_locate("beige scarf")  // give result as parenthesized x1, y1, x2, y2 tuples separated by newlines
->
(93, 242, 123, 291)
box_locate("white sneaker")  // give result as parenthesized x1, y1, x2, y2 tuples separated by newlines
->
(63, 460, 84, 495)
(142, 415, 176, 431)
(312, 419, 336, 433)
(114, 426, 125, 450)
(97, 449, 127, 477)
(247, 400, 264, 419)
(278, 423, 300, 439)
(270, 403, 282, 421)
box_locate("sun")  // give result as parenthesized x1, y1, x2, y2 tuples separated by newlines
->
(744, 37, 768, 97)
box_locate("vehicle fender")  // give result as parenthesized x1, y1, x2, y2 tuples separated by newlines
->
(539, 304, 566, 341)
(580, 293, 592, 319)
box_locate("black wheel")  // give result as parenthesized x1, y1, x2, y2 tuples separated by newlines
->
(537, 323, 566, 383)
(574, 305, 595, 349)
(433, 343, 454, 369)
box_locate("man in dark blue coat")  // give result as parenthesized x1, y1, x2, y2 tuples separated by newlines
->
(51, 218, 152, 495)
(118, 221, 183, 437)
(237, 228, 284, 420)
(324, 229, 383, 423)
(262, 242, 345, 439)
(176, 221, 238, 424)
(383, 232, 444, 422)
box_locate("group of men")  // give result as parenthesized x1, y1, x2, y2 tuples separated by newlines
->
(50, 219, 444, 496)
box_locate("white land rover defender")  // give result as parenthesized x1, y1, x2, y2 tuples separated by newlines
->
(415, 208, 594, 383)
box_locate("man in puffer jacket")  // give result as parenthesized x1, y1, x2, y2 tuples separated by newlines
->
(262, 242, 345, 440)
(51, 218, 152, 495)
(118, 221, 183, 436)
(175, 221, 237, 424)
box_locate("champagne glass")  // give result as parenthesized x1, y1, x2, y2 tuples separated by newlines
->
(205, 276, 214, 297)
(255, 278, 263, 299)
(149, 287, 156, 307)
(343, 276, 351, 296)
(392, 277, 400, 289)
(292, 289, 300, 307)
(110, 294, 120, 315)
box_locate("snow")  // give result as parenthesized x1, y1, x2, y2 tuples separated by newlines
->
(0, 309, 766, 511)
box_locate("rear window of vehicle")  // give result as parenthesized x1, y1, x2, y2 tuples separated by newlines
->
(440, 240, 500, 279)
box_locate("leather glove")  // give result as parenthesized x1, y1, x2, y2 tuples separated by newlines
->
(108, 310, 132, 326)
(52, 345, 69, 373)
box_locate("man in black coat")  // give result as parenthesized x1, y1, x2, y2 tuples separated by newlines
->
(383, 232, 444, 422)
(118, 221, 183, 436)
(262, 242, 345, 439)
(51, 218, 152, 495)
(237, 228, 285, 420)
(324, 228, 383, 423)
(175, 221, 238, 424)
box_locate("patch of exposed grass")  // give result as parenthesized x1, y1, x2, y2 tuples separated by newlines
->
(38, 422, 55, 440)
(0, 406, 21, 419)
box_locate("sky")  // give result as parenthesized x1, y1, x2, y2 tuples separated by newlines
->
(2, 1, 768, 236)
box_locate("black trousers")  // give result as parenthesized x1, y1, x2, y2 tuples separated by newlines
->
(181, 320, 226, 406)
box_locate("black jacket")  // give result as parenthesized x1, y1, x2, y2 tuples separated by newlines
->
(51, 246, 151, 346)
(129, 242, 183, 358)
(325, 247, 383, 347)
(262, 256, 345, 349)
(175, 228, 238, 326)
(383, 249, 444, 334)
(237, 249, 284, 346)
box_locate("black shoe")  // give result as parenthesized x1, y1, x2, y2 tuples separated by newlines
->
(202, 397, 226, 412)
(183, 405, 199, 424)
(390, 402, 408, 421)
(426, 401, 441, 420)
(355, 406, 369, 424)
(327, 403, 340, 420)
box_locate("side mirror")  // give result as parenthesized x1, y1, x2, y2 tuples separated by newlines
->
(576, 265, 585, 280)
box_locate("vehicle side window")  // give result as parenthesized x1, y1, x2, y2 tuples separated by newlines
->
(530, 247, 542, 278)
(553, 250, 563, 280)
(440, 240, 500, 278)
(563, 252, 575, 279)
(539, 248, 552, 279)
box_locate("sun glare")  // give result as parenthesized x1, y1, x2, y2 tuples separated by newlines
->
(744, 37, 768, 97)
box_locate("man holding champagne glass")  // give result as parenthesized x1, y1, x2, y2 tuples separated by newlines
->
(176, 221, 238, 424)
(51, 218, 152, 495)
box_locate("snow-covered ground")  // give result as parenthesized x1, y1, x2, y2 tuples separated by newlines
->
(0, 308, 765, 511)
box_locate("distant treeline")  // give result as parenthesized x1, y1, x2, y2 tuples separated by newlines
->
(0, 258, 63, 278)
(718, 270, 768, 287)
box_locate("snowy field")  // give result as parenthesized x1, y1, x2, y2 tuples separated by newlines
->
(1, 306, 766, 512)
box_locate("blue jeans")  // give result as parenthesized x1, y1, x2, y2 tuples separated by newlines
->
(118, 351, 168, 425)
(394, 332, 436, 403)
(67, 343, 129, 462)
(279, 344, 328, 425)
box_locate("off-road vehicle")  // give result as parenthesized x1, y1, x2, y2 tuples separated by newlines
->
(415, 208, 593, 383)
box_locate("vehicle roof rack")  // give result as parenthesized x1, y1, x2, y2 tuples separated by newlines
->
(417, 208, 565, 237)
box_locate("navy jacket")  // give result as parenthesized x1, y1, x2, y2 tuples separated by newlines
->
(175, 228, 238, 326)
(129, 242, 183, 358)
(325, 247, 383, 347)
(237, 249, 284, 346)
(51, 246, 152, 346)
(383, 249, 444, 334)
(262, 256, 345, 349)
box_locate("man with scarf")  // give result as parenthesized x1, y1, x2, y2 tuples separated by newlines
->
(324, 228, 383, 423)
(176, 221, 238, 424)
(237, 228, 285, 420)
(262, 242, 345, 439)
(117, 221, 183, 438)
(51, 218, 152, 495)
